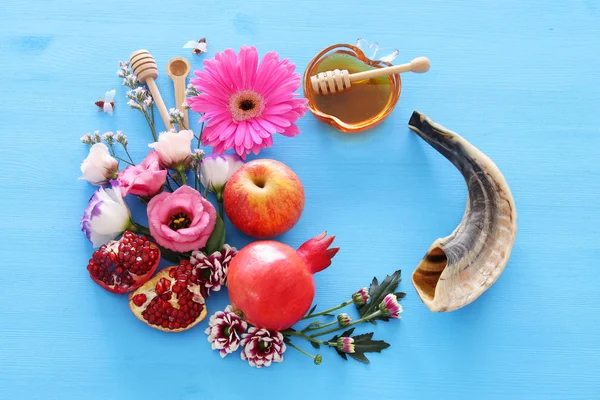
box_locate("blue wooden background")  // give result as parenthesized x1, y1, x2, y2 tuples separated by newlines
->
(1, 0, 599, 399)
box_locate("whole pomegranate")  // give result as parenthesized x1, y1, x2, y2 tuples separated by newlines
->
(227, 232, 339, 331)
(86, 230, 160, 294)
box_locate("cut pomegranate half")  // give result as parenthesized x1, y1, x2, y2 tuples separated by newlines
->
(87, 230, 161, 294)
(128, 261, 207, 332)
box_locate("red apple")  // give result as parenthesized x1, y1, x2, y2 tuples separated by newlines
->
(224, 159, 305, 238)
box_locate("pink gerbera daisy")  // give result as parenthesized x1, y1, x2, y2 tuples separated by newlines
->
(188, 46, 308, 158)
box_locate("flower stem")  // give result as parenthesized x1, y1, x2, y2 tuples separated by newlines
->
(123, 147, 135, 164)
(287, 341, 318, 360)
(216, 192, 224, 218)
(302, 299, 353, 320)
(176, 168, 187, 185)
(284, 331, 329, 346)
(309, 310, 383, 338)
(143, 110, 157, 141)
(304, 320, 337, 332)
(129, 221, 151, 236)
(114, 156, 134, 166)
(197, 120, 205, 149)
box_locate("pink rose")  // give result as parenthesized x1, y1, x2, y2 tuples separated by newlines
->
(118, 152, 168, 197)
(147, 185, 217, 252)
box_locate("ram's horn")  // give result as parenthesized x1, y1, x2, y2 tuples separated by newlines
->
(408, 111, 517, 312)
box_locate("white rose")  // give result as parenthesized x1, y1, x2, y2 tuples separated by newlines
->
(79, 143, 119, 185)
(148, 129, 194, 169)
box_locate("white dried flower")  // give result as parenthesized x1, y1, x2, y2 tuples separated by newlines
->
(114, 131, 128, 146)
(93, 130, 102, 143)
(102, 131, 115, 145)
(80, 133, 94, 145)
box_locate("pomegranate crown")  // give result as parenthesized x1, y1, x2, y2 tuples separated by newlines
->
(297, 232, 340, 274)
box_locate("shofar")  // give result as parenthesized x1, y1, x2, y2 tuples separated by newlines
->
(408, 111, 517, 312)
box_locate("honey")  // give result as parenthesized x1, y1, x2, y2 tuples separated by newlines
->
(303, 44, 401, 133)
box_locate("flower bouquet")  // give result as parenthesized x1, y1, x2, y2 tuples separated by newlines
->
(80, 44, 405, 368)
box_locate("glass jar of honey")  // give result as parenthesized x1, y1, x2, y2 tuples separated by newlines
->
(303, 40, 402, 133)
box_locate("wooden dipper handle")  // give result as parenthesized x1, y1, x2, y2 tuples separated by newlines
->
(129, 49, 174, 131)
(166, 57, 192, 130)
(310, 56, 431, 95)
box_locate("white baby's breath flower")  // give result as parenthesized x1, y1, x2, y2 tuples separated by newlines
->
(185, 84, 200, 97)
(93, 130, 102, 143)
(102, 131, 115, 145)
(81, 133, 94, 145)
(168, 108, 185, 126)
(114, 131, 128, 146)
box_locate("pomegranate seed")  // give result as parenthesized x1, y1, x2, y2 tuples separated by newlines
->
(132, 294, 147, 307)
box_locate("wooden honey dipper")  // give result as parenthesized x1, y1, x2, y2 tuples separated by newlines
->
(129, 49, 174, 130)
(310, 56, 431, 95)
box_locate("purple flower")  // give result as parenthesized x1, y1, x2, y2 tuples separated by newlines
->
(190, 245, 238, 293)
(81, 182, 131, 247)
(352, 287, 370, 306)
(378, 293, 403, 319)
(337, 313, 351, 327)
(336, 337, 355, 353)
(240, 327, 286, 368)
(205, 306, 248, 358)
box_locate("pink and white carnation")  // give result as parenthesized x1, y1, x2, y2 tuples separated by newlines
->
(188, 46, 308, 158)
(240, 327, 286, 368)
(205, 305, 248, 358)
(190, 244, 238, 293)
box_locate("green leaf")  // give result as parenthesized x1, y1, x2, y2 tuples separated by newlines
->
(335, 348, 348, 360)
(283, 337, 292, 345)
(369, 277, 379, 296)
(359, 270, 402, 319)
(348, 352, 370, 364)
(310, 341, 320, 349)
(205, 214, 225, 255)
(347, 332, 391, 364)
(307, 304, 318, 316)
(353, 332, 391, 353)
(394, 292, 407, 300)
